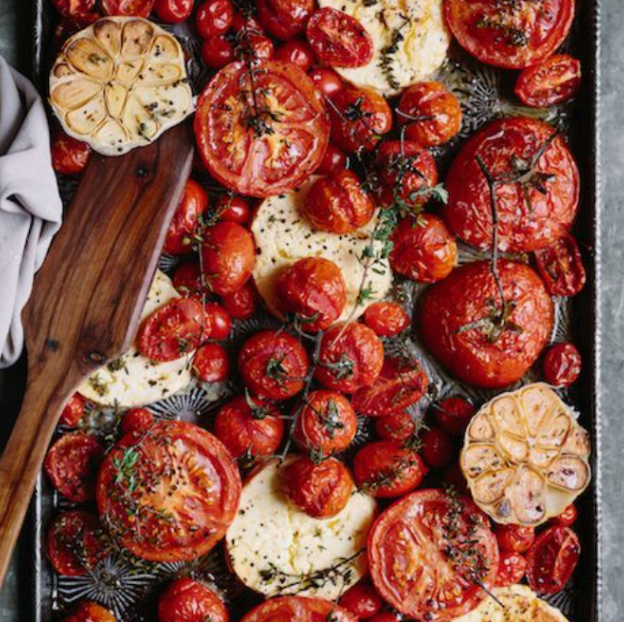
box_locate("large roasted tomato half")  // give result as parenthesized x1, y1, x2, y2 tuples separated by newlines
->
(419, 260, 553, 389)
(240, 596, 357, 622)
(97, 420, 241, 562)
(445, 117, 579, 253)
(368, 489, 499, 622)
(195, 60, 330, 197)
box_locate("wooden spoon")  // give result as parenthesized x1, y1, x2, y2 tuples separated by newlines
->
(0, 122, 194, 587)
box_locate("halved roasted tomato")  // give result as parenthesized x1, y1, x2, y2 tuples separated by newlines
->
(240, 596, 357, 622)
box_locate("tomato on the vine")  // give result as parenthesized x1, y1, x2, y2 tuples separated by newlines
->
(204, 302, 232, 340)
(173, 263, 205, 297)
(215, 195, 252, 224)
(221, 281, 259, 320)
(193, 343, 230, 383)
(363, 302, 409, 337)
(164, 179, 208, 256)
(316, 142, 348, 175)
(374, 412, 416, 442)
(255, 0, 314, 41)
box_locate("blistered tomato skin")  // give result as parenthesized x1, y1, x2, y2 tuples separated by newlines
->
(193, 343, 230, 383)
(196, 0, 234, 38)
(515, 54, 581, 108)
(535, 234, 586, 297)
(543, 342, 582, 386)
(164, 179, 209, 256)
(363, 302, 409, 337)
(158, 578, 229, 622)
(339, 581, 383, 619)
(51, 130, 91, 175)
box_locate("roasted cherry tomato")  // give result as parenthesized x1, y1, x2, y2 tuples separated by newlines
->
(315, 323, 384, 393)
(445, 117, 579, 253)
(196, 61, 329, 197)
(201, 35, 235, 69)
(101, 0, 155, 17)
(390, 215, 457, 283)
(196, 0, 234, 38)
(550, 504, 578, 527)
(204, 302, 232, 340)
(496, 551, 527, 587)
(231, 10, 263, 34)
(421, 427, 454, 468)
(215, 195, 252, 224)
(60, 393, 87, 427)
(50, 0, 96, 17)
(221, 281, 259, 320)
(432, 396, 476, 437)
(153, 0, 192, 23)
(309, 67, 343, 97)
(306, 8, 373, 68)
(444, 0, 575, 70)
(419, 260, 554, 388)
(214, 395, 284, 459)
(515, 54, 581, 107)
(374, 411, 416, 442)
(240, 596, 356, 622)
(173, 263, 206, 297)
(495, 524, 536, 553)
(293, 390, 357, 455)
(368, 489, 499, 620)
(397, 82, 462, 147)
(238, 330, 310, 400)
(193, 343, 230, 383)
(164, 179, 209, 255)
(47, 511, 106, 576)
(51, 129, 91, 175)
(120, 408, 155, 436)
(276, 258, 347, 331)
(275, 39, 315, 71)
(442, 462, 468, 493)
(201, 221, 255, 296)
(237, 33, 275, 61)
(352, 355, 428, 417)
(158, 578, 228, 622)
(304, 170, 374, 234)
(534, 234, 586, 297)
(543, 342, 582, 386)
(353, 441, 426, 498)
(339, 581, 383, 619)
(526, 526, 580, 595)
(317, 142, 348, 175)
(367, 614, 399, 622)
(62, 602, 116, 622)
(44, 432, 104, 503)
(283, 456, 354, 518)
(256, 0, 313, 40)
(329, 87, 392, 153)
(98, 420, 241, 562)
(363, 302, 409, 337)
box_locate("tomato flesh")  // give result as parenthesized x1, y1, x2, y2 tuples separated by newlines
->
(515, 54, 581, 107)
(164, 179, 209, 256)
(534, 234, 586, 297)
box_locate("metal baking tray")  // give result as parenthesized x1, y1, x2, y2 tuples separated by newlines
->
(27, 0, 602, 619)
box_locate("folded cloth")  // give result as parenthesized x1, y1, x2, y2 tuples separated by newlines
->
(0, 56, 63, 369)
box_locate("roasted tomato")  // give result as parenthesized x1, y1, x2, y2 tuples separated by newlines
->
(153, 0, 192, 22)
(543, 342, 582, 386)
(304, 170, 375, 234)
(215, 195, 252, 225)
(50, 0, 96, 17)
(526, 526, 580, 594)
(101, 0, 155, 17)
(60, 393, 87, 427)
(397, 82, 462, 147)
(515, 54, 581, 107)
(353, 441, 426, 498)
(432, 396, 476, 437)
(214, 395, 284, 458)
(328, 87, 392, 153)
(98, 420, 241, 562)
(367, 614, 399, 622)
(47, 511, 106, 576)
(390, 215, 457, 283)
(138, 297, 208, 362)
(221, 281, 259, 320)
(352, 355, 428, 417)
(173, 263, 205, 297)
(196, 0, 234, 38)
(368, 489, 499, 620)
(237, 33, 276, 62)
(283, 456, 354, 518)
(550, 504, 578, 527)
(315, 323, 384, 393)
(374, 412, 416, 442)
(421, 428, 454, 468)
(256, 0, 313, 40)
(201, 221, 255, 296)
(51, 129, 91, 175)
(442, 463, 468, 493)
(238, 330, 310, 400)
(309, 67, 344, 97)
(419, 260, 554, 389)
(495, 524, 536, 553)
(293, 390, 357, 455)
(158, 578, 228, 622)
(62, 602, 116, 622)
(195, 61, 329, 197)
(192, 343, 230, 383)
(376, 140, 438, 210)
(240, 596, 357, 622)
(275, 39, 315, 71)
(363, 302, 409, 337)
(496, 551, 527, 587)
(444, 0, 575, 70)
(201, 36, 235, 69)
(120, 408, 155, 436)
(164, 179, 209, 256)
(534, 234, 586, 297)
(445, 117, 579, 253)
(204, 302, 232, 340)
(306, 8, 373, 68)
(44, 432, 104, 503)
(276, 258, 347, 330)
(339, 581, 383, 619)
(317, 142, 349, 175)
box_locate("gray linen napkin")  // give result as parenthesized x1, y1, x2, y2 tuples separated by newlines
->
(0, 56, 63, 368)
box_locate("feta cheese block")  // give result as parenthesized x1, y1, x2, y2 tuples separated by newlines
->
(78, 270, 193, 407)
(251, 177, 393, 323)
(226, 459, 377, 600)
(318, 0, 451, 97)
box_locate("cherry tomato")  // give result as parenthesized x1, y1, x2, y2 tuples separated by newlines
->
(496, 551, 527, 587)
(60, 393, 87, 427)
(276, 257, 347, 331)
(442, 462, 468, 493)
(317, 142, 348, 175)
(283, 456, 354, 518)
(444, 0, 575, 70)
(304, 170, 374, 234)
(367, 614, 399, 622)
(101, 0, 155, 17)
(120, 408, 155, 436)
(397, 82, 462, 147)
(255, 0, 314, 41)
(50, 0, 96, 18)
(421, 428, 454, 468)
(196, 0, 234, 38)
(329, 86, 392, 153)
(432, 396, 476, 437)
(204, 302, 232, 340)
(231, 11, 264, 35)
(45, 432, 104, 502)
(238, 330, 310, 400)
(515, 54, 581, 108)
(154, 0, 192, 23)
(526, 526, 580, 594)
(193, 343, 230, 382)
(315, 323, 384, 393)
(200, 221, 255, 296)
(164, 179, 209, 255)
(201, 35, 235, 69)
(419, 260, 553, 388)
(390, 215, 457, 283)
(275, 39, 315, 71)
(240, 597, 356, 622)
(339, 581, 383, 619)
(221, 281, 259, 320)
(309, 67, 343, 97)
(293, 390, 357, 455)
(173, 263, 205, 297)
(159, 579, 227, 622)
(535, 234, 586, 297)
(214, 395, 284, 459)
(306, 8, 373, 68)
(47, 511, 106, 576)
(374, 412, 416, 442)
(362, 302, 409, 337)
(238, 33, 275, 62)
(353, 440, 426, 498)
(51, 130, 91, 175)
(543, 342, 582, 387)
(495, 524, 536, 553)
(216, 195, 252, 224)
(62, 602, 116, 622)
(550, 504, 578, 527)
(138, 297, 208, 362)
